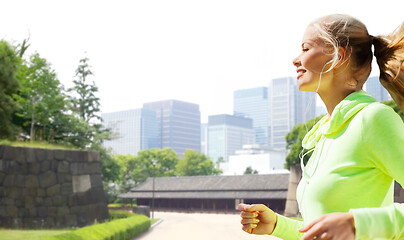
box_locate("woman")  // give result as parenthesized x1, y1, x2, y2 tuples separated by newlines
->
(239, 14, 404, 240)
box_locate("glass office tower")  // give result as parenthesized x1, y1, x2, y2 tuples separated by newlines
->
(102, 108, 159, 155)
(207, 114, 255, 163)
(233, 87, 270, 146)
(269, 77, 316, 150)
(143, 100, 201, 157)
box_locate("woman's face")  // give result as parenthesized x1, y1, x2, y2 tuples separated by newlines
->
(293, 26, 334, 92)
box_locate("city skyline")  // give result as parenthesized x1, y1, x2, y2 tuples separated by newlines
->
(1, 0, 403, 123)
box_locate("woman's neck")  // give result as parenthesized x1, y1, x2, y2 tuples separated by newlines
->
(318, 89, 356, 117)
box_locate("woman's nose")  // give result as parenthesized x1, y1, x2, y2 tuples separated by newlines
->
(293, 56, 301, 67)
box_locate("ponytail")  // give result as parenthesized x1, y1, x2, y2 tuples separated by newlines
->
(372, 22, 404, 112)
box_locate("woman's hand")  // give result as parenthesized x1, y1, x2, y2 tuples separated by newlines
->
(238, 203, 277, 235)
(299, 212, 355, 240)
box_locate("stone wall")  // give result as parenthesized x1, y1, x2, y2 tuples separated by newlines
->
(284, 165, 301, 218)
(0, 145, 109, 228)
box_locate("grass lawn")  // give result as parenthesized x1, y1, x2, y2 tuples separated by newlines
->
(0, 229, 73, 240)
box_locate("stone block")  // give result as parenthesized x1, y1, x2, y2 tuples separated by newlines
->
(9, 161, 21, 174)
(2, 146, 14, 160)
(0, 145, 4, 158)
(26, 148, 36, 163)
(25, 175, 39, 188)
(43, 197, 53, 206)
(7, 187, 21, 198)
(15, 174, 25, 188)
(46, 150, 54, 161)
(35, 149, 46, 162)
(2, 198, 15, 206)
(39, 172, 57, 188)
(61, 183, 72, 195)
(29, 207, 37, 217)
(0, 173, 4, 185)
(88, 151, 100, 162)
(65, 151, 76, 162)
(40, 161, 51, 173)
(57, 206, 70, 216)
(37, 188, 46, 197)
(14, 148, 26, 164)
(18, 208, 29, 217)
(25, 187, 37, 197)
(3, 174, 15, 187)
(25, 196, 35, 208)
(28, 162, 41, 174)
(6, 206, 18, 217)
(45, 217, 55, 228)
(37, 206, 47, 218)
(89, 187, 107, 203)
(54, 150, 65, 160)
(48, 207, 57, 217)
(15, 199, 24, 208)
(35, 197, 44, 205)
(72, 175, 91, 193)
(53, 195, 67, 206)
(46, 184, 61, 196)
(90, 174, 103, 188)
(58, 161, 69, 173)
(65, 215, 77, 227)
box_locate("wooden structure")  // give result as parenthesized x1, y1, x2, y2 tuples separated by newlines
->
(119, 173, 289, 213)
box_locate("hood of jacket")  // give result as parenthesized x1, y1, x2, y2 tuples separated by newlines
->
(302, 90, 377, 149)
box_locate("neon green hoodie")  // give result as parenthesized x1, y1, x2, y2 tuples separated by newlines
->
(271, 91, 404, 240)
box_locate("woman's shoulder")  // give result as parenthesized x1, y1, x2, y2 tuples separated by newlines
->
(360, 102, 403, 128)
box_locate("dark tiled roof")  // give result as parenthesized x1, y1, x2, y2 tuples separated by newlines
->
(119, 173, 289, 200)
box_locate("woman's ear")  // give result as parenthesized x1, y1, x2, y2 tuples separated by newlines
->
(335, 47, 348, 67)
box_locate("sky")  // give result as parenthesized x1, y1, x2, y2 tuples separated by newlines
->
(1, 0, 404, 122)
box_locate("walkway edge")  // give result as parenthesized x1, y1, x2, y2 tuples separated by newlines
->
(151, 218, 164, 228)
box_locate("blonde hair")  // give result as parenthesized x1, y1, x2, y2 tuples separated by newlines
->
(311, 14, 404, 111)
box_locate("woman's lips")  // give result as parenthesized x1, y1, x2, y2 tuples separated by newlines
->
(296, 69, 306, 79)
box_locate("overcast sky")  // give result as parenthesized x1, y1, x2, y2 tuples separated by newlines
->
(1, 0, 404, 122)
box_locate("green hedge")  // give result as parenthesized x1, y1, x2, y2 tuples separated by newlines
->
(109, 210, 136, 220)
(34, 214, 150, 240)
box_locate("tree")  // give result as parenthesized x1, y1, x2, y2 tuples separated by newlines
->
(285, 115, 324, 169)
(0, 40, 21, 139)
(244, 166, 258, 175)
(14, 53, 66, 142)
(68, 57, 100, 123)
(176, 149, 222, 176)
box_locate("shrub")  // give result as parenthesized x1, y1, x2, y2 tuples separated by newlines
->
(33, 214, 150, 240)
(109, 210, 135, 220)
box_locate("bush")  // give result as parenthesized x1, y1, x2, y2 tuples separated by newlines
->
(109, 210, 136, 220)
(33, 213, 150, 240)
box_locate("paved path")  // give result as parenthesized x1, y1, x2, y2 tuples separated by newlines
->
(133, 211, 281, 240)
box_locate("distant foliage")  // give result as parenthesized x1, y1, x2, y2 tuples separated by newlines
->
(176, 149, 222, 176)
(0, 40, 21, 139)
(244, 166, 258, 175)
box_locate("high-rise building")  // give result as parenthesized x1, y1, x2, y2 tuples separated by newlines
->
(200, 123, 208, 155)
(365, 76, 391, 102)
(102, 108, 159, 155)
(233, 87, 270, 145)
(269, 77, 316, 149)
(207, 114, 255, 163)
(143, 100, 201, 156)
